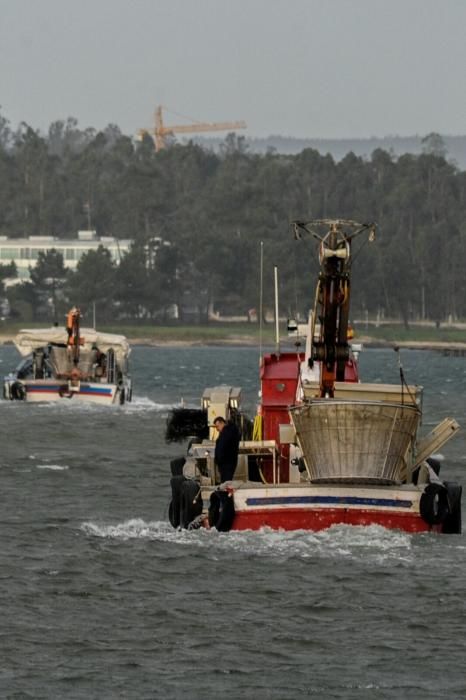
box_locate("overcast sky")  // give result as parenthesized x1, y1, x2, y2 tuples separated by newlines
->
(1, 0, 465, 140)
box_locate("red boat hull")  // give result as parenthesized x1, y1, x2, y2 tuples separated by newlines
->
(232, 507, 438, 533)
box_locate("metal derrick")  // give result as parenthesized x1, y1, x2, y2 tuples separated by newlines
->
(292, 219, 377, 397)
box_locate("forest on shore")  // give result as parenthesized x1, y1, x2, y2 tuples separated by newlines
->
(0, 111, 465, 327)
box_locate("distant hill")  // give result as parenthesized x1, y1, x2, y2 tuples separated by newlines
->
(194, 134, 466, 170)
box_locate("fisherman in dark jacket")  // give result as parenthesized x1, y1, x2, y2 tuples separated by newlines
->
(213, 416, 240, 482)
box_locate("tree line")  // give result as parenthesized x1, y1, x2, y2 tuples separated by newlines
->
(0, 109, 465, 326)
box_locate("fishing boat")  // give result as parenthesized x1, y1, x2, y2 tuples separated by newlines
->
(3, 307, 132, 404)
(166, 220, 462, 534)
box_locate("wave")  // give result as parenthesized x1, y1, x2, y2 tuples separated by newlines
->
(123, 397, 179, 412)
(36, 464, 69, 470)
(0, 395, 184, 417)
(82, 519, 173, 540)
(80, 518, 415, 564)
(22, 396, 179, 414)
(34, 401, 112, 414)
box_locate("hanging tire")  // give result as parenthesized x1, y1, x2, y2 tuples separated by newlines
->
(179, 480, 203, 529)
(169, 475, 185, 528)
(168, 500, 177, 528)
(11, 382, 26, 401)
(208, 490, 235, 532)
(420, 482, 450, 526)
(170, 457, 186, 477)
(442, 482, 462, 534)
(58, 384, 73, 399)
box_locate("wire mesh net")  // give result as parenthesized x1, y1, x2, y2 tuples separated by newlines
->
(290, 399, 421, 483)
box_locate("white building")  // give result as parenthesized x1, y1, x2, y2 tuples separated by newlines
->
(0, 231, 133, 282)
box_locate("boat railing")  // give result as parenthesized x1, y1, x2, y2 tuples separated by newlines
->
(301, 380, 422, 406)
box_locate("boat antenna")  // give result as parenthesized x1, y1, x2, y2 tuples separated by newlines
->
(292, 243, 300, 323)
(394, 346, 404, 404)
(259, 241, 264, 363)
(274, 265, 280, 356)
(394, 345, 416, 406)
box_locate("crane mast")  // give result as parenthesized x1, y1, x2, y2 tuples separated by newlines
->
(66, 306, 82, 366)
(292, 219, 376, 398)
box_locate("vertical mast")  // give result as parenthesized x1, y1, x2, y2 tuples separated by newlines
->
(259, 241, 264, 363)
(274, 265, 280, 356)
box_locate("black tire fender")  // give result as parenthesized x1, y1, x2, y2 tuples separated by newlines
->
(420, 482, 450, 526)
(58, 385, 73, 399)
(169, 475, 185, 528)
(441, 481, 462, 534)
(179, 479, 203, 529)
(170, 457, 186, 477)
(208, 490, 235, 532)
(12, 382, 26, 400)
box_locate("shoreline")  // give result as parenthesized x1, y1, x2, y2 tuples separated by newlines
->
(0, 334, 260, 348)
(2, 332, 466, 351)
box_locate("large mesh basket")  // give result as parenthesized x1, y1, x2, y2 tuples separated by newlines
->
(290, 399, 421, 483)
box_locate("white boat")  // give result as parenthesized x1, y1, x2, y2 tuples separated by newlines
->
(166, 220, 462, 535)
(3, 308, 132, 405)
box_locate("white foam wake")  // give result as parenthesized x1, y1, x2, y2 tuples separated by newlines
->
(81, 518, 415, 564)
(36, 464, 69, 470)
(30, 396, 177, 414)
(124, 397, 176, 412)
(81, 518, 176, 540)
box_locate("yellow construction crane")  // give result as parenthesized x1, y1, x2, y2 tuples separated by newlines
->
(136, 105, 247, 151)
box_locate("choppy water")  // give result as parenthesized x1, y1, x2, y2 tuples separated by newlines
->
(1, 345, 465, 699)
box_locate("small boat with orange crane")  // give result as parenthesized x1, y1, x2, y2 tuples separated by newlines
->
(3, 307, 132, 404)
(166, 219, 461, 534)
